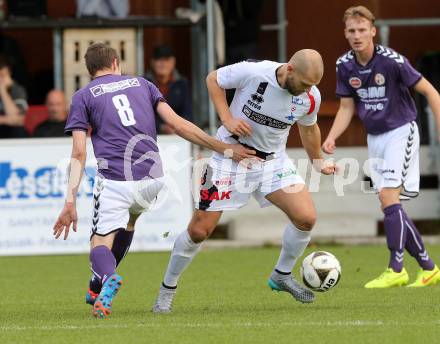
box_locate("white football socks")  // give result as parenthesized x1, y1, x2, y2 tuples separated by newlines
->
(275, 223, 311, 273)
(163, 230, 202, 287)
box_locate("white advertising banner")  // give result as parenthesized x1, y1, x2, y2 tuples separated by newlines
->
(0, 136, 192, 256)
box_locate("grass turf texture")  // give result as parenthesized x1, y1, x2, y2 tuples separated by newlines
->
(1, 245, 439, 343)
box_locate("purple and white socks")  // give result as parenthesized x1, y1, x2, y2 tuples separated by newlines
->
(383, 203, 434, 272)
(383, 204, 406, 272)
(89, 230, 134, 293)
(404, 214, 435, 271)
(90, 245, 116, 285)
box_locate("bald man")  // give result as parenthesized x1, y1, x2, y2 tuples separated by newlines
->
(33, 89, 68, 137)
(152, 50, 336, 313)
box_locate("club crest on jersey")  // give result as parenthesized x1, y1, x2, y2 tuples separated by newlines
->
(374, 73, 385, 86)
(349, 77, 362, 88)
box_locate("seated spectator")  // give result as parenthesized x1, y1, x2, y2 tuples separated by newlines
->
(0, 56, 28, 138)
(145, 45, 193, 134)
(33, 89, 68, 137)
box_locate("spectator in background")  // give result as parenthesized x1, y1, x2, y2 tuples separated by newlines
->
(145, 45, 192, 134)
(0, 56, 28, 138)
(33, 89, 68, 138)
(0, 33, 28, 89)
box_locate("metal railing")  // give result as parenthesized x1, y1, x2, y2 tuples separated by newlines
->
(376, 18, 440, 48)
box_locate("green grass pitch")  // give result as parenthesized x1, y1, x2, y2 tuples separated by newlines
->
(1, 245, 439, 343)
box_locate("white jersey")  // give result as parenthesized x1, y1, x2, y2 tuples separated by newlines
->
(216, 60, 321, 153)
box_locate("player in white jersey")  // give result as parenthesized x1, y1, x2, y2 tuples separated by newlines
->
(152, 49, 336, 313)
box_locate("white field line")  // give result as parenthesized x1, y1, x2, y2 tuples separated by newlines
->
(1, 320, 440, 331)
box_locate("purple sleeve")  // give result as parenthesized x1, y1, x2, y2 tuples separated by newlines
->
(399, 57, 422, 88)
(335, 65, 353, 98)
(146, 80, 166, 108)
(65, 91, 89, 135)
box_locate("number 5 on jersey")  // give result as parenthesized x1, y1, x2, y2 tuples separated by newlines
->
(112, 94, 136, 126)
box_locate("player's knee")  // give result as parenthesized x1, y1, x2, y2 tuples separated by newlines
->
(378, 190, 399, 209)
(188, 224, 213, 243)
(293, 212, 316, 231)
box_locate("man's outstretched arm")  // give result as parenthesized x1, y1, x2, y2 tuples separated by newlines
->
(156, 101, 256, 162)
(414, 77, 440, 140)
(53, 130, 87, 240)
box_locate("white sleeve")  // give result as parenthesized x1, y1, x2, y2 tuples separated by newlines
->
(297, 87, 321, 126)
(216, 61, 253, 90)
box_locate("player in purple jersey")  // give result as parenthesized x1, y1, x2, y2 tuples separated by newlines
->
(52, 43, 256, 319)
(322, 6, 440, 288)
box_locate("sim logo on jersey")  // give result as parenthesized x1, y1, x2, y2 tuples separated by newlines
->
(0, 162, 94, 200)
(357, 86, 386, 99)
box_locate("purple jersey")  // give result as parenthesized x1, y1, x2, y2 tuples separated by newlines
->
(65, 74, 165, 181)
(336, 45, 422, 135)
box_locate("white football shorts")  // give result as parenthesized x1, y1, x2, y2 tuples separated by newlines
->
(196, 152, 305, 211)
(90, 176, 164, 238)
(367, 121, 419, 199)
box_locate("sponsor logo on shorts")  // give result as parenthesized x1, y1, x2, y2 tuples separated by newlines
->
(379, 168, 395, 174)
(374, 73, 385, 86)
(349, 77, 362, 88)
(214, 178, 232, 186)
(384, 178, 399, 181)
(276, 168, 297, 179)
(200, 190, 232, 201)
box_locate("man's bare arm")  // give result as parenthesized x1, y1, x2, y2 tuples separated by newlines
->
(206, 71, 252, 137)
(299, 123, 336, 175)
(53, 131, 87, 240)
(322, 97, 355, 154)
(414, 77, 440, 139)
(156, 101, 256, 162)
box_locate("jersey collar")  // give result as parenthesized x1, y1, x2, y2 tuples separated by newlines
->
(353, 45, 378, 68)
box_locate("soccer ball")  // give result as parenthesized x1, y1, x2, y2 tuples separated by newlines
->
(300, 251, 341, 292)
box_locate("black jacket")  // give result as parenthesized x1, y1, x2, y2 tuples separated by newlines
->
(145, 70, 193, 133)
